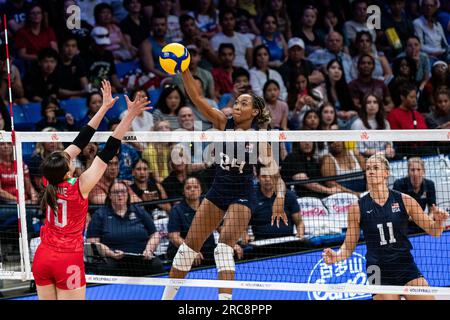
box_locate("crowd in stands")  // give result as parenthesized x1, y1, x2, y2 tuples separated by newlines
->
(0, 0, 449, 275)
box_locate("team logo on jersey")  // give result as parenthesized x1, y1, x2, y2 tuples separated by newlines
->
(391, 202, 400, 213)
(307, 252, 371, 301)
(129, 212, 137, 220)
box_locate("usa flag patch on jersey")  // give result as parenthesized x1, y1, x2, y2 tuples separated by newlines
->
(391, 202, 401, 213)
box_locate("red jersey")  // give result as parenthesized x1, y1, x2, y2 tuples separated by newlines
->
(40, 178, 88, 253)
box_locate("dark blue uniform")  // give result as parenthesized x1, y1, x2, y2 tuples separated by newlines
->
(205, 118, 259, 212)
(359, 189, 423, 286)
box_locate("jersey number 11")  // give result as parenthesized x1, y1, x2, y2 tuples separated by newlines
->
(377, 222, 397, 246)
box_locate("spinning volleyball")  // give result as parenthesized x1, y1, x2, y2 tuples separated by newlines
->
(159, 43, 191, 75)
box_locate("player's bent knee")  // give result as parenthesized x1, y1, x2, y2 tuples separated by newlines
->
(214, 243, 235, 272)
(172, 243, 198, 272)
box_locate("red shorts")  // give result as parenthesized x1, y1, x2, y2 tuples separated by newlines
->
(32, 244, 86, 290)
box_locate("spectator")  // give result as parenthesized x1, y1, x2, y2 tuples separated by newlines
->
(0, 99, 11, 131)
(348, 54, 395, 113)
(139, 14, 172, 78)
(277, 37, 322, 90)
(281, 141, 337, 198)
(152, 84, 186, 130)
(321, 141, 366, 194)
(179, 14, 219, 69)
(218, 0, 260, 38)
(413, 0, 450, 63)
(210, 9, 253, 70)
(154, 0, 183, 42)
(76, 91, 110, 131)
(35, 96, 75, 132)
(130, 158, 171, 214)
(379, 0, 415, 59)
(254, 13, 288, 68)
(23, 48, 60, 102)
(319, 102, 337, 130)
(28, 128, 64, 193)
(287, 72, 322, 130)
(388, 56, 418, 107)
(0, 44, 27, 104)
(426, 87, 450, 128)
(249, 45, 287, 101)
(263, 0, 292, 40)
(393, 157, 436, 212)
(167, 176, 216, 266)
(77, 142, 98, 173)
(0, 142, 37, 204)
(316, 7, 346, 45)
(437, 0, 450, 44)
(86, 181, 164, 276)
(143, 120, 172, 183)
(308, 31, 353, 82)
(162, 144, 191, 199)
(251, 165, 304, 240)
(350, 93, 396, 159)
(177, 106, 196, 131)
(120, 0, 151, 49)
(294, 5, 323, 56)
(188, 0, 220, 39)
(397, 35, 431, 90)
(302, 109, 321, 130)
(2, 0, 30, 34)
(89, 156, 120, 205)
(57, 36, 90, 99)
(94, 3, 136, 61)
(212, 43, 238, 97)
(316, 59, 357, 129)
(420, 60, 450, 112)
(15, 3, 58, 62)
(82, 26, 124, 92)
(343, 0, 377, 51)
(387, 83, 430, 157)
(55, 0, 93, 57)
(172, 44, 215, 99)
(263, 80, 288, 130)
(99, 119, 141, 182)
(349, 31, 393, 83)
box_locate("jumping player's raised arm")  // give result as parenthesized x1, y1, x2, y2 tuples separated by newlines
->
(79, 94, 150, 198)
(181, 69, 227, 130)
(322, 202, 361, 264)
(402, 194, 449, 237)
(64, 80, 119, 160)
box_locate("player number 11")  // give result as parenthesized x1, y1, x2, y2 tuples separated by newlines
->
(377, 222, 397, 246)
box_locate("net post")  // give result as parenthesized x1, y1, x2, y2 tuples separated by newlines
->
(14, 133, 32, 281)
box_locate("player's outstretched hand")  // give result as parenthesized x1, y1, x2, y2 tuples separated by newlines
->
(124, 93, 151, 116)
(271, 197, 288, 228)
(431, 204, 449, 222)
(322, 248, 338, 265)
(100, 79, 119, 110)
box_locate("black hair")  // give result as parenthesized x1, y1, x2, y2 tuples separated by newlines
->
(260, 12, 278, 31)
(263, 79, 280, 98)
(183, 175, 203, 194)
(319, 102, 337, 128)
(132, 158, 149, 170)
(40, 96, 61, 117)
(232, 67, 250, 83)
(252, 44, 271, 70)
(392, 56, 417, 81)
(0, 98, 12, 131)
(406, 35, 421, 44)
(248, 92, 271, 125)
(324, 59, 355, 111)
(152, 13, 168, 22)
(357, 53, 375, 67)
(302, 109, 320, 129)
(86, 91, 102, 108)
(219, 8, 236, 23)
(105, 180, 131, 208)
(40, 151, 70, 215)
(61, 36, 79, 50)
(218, 43, 235, 54)
(179, 14, 195, 26)
(399, 82, 417, 98)
(287, 71, 322, 111)
(155, 84, 186, 115)
(94, 3, 113, 24)
(351, 0, 368, 12)
(38, 48, 59, 62)
(355, 30, 373, 45)
(123, 0, 141, 10)
(360, 93, 386, 129)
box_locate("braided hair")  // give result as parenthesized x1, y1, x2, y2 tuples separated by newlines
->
(248, 92, 271, 126)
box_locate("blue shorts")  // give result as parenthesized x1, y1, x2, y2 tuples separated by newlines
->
(367, 261, 423, 287)
(205, 184, 255, 212)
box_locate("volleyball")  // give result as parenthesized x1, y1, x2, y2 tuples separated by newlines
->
(159, 43, 191, 75)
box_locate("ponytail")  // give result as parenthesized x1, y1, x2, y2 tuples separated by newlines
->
(250, 93, 271, 126)
(41, 183, 58, 215)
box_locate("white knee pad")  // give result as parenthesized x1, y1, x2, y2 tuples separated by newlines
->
(172, 243, 198, 272)
(214, 243, 235, 272)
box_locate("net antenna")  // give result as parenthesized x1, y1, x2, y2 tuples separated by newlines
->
(2, 14, 29, 280)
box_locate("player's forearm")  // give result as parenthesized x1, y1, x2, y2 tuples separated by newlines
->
(181, 69, 202, 103)
(336, 244, 353, 262)
(87, 105, 109, 130)
(110, 112, 135, 140)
